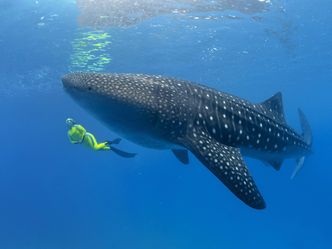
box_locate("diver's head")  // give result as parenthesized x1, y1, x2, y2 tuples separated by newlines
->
(66, 118, 76, 128)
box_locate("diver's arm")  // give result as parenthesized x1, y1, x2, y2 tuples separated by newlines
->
(67, 131, 78, 144)
(84, 133, 110, 151)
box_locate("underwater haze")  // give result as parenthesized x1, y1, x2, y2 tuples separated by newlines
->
(1, 0, 331, 248)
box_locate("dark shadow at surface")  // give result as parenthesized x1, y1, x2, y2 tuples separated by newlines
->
(76, 0, 271, 27)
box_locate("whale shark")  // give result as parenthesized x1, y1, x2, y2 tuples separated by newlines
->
(62, 72, 312, 209)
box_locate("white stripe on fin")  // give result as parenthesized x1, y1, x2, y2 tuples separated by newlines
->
(291, 156, 305, 179)
(291, 109, 312, 179)
(298, 108, 312, 146)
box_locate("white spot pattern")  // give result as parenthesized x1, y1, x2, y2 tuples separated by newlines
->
(66, 72, 311, 209)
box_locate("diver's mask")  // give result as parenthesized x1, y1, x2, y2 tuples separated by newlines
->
(66, 118, 76, 128)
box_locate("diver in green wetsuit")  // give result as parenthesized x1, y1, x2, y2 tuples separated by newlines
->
(66, 118, 136, 158)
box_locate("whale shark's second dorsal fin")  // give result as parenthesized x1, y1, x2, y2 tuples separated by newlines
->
(180, 127, 266, 210)
(260, 92, 286, 124)
(172, 149, 189, 164)
(265, 159, 283, 171)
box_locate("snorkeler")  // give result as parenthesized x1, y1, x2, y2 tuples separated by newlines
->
(66, 118, 136, 158)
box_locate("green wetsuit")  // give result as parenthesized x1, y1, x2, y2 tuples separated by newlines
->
(68, 124, 110, 151)
(66, 118, 136, 158)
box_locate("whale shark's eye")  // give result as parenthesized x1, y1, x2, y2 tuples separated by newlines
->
(88, 86, 92, 91)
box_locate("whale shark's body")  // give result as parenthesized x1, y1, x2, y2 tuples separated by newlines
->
(62, 73, 312, 209)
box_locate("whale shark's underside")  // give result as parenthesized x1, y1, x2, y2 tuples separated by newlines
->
(63, 73, 312, 209)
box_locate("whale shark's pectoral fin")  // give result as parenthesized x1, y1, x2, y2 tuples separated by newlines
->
(181, 129, 266, 209)
(172, 149, 189, 164)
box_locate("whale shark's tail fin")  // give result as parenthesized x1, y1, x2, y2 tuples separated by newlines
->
(291, 109, 312, 179)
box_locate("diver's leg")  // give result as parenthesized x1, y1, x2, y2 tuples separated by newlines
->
(84, 133, 110, 150)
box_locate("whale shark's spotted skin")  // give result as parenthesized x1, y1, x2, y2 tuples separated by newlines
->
(63, 73, 312, 209)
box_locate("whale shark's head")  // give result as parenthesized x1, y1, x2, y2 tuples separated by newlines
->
(62, 72, 108, 98)
(62, 72, 109, 113)
(62, 72, 159, 135)
(62, 72, 158, 108)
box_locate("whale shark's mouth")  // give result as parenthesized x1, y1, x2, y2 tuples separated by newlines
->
(62, 72, 91, 91)
(62, 73, 91, 103)
(61, 75, 72, 89)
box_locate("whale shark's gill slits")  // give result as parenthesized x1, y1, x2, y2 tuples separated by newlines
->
(213, 93, 223, 139)
(155, 77, 192, 139)
(204, 92, 219, 137)
(196, 88, 228, 142)
(189, 85, 208, 134)
(182, 127, 266, 210)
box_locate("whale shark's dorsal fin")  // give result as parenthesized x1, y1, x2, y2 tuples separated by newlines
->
(260, 92, 286, 124)
(181, 127, 266, 209)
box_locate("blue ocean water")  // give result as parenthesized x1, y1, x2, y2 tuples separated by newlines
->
(0, 1, 331, 248)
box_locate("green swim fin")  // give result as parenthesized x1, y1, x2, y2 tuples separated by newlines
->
(110, 146, 136, 158)
(107, 138, 122, 145)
